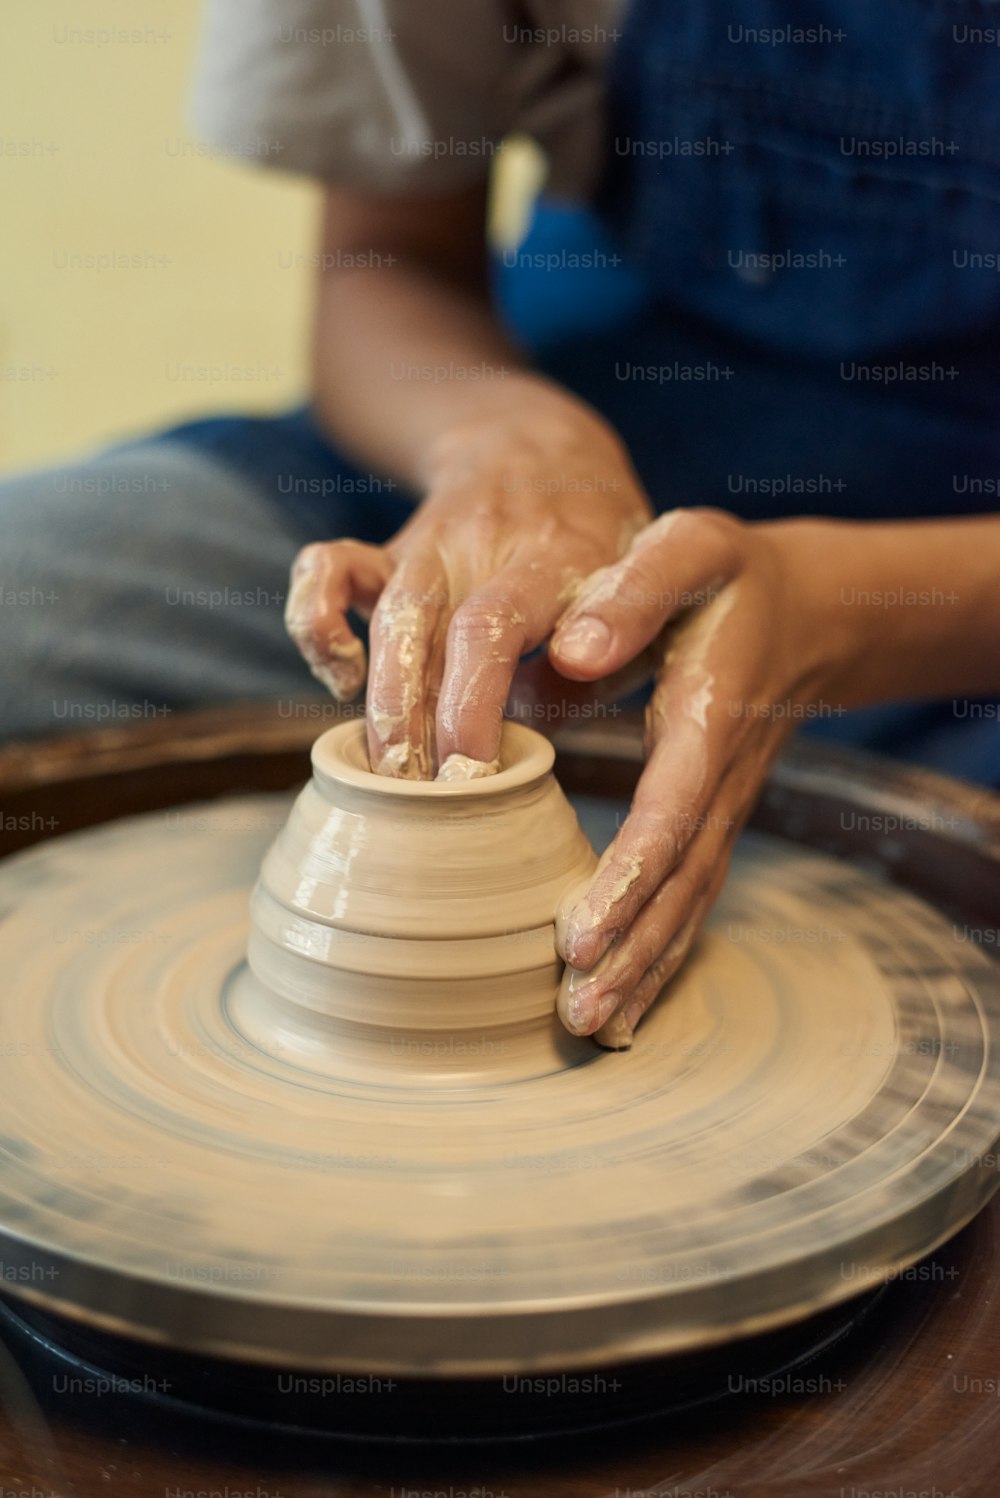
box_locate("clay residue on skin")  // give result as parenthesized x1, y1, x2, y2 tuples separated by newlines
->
(662, 588, 736, 732)
(556, 566, 585, 606)
(284, 566, 317, 629)
(436, 754, 501, 782)
(373, 601, 426, 704)
(368, 704, 432, 781)
(617, 510, 649, 556)
(372, 739, 429, 780)
(368, 600, 433, 779)
(563, 587, 735, 951)
(566, 563, 622, 617)
(565, 852, 644, 948)
(437, 605, 525, 753)
(285, 570, 368, 704)
(558, 512, 686, 630)
(686, 675, 715, 733)
(626, 509, 684, 554)
(591, 854, 644, 924)
(452, 655, 504, 725)
(316, 634, 367, 702)
(604, 916, 700, 1050)
(554, 876, 595, 950)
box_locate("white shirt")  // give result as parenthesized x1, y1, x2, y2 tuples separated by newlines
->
(191, 0, 627, 199)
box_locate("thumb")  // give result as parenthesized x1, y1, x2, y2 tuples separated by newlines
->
(548, 510, 742, 680)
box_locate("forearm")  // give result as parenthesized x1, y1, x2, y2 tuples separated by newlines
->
(777, 516, 1000, 705)
(311, 261, 609, 492)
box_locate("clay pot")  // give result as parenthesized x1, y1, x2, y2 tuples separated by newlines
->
(234, 720, 598, 1076)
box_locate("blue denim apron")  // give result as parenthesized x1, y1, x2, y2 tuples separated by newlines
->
(601, 0, 1000, 367)
(500, 0, 1000, 784)
(158, 0, 1000, 784)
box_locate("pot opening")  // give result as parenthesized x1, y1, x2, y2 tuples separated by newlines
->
(312, 719, 555, 798)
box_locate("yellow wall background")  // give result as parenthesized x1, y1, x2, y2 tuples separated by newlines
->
(0, 2, 541, 477)
(0, 0, 317, 475)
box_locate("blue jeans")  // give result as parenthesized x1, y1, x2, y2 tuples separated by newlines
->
(0, 418, 411, 738)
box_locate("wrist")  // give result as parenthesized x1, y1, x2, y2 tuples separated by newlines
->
(765, 519, 873, 708)
(419, 377, 635, 497)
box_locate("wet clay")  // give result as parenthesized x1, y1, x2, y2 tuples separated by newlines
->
(0, 725, 998, 1376)
(239, 721, 597, 1079)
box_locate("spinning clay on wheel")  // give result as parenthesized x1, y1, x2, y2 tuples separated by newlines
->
(0, 718, 998, 1384)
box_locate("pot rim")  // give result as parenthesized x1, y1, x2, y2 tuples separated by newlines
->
(311, 719, 555, 798)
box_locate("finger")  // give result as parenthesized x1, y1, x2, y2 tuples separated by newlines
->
(366, 554, 447, 780)
(568, 737, 772, 1042)
(556, 803, 733, 1037)
(594, 857, 731, 1050)
(549, 510, 742, 681)
(285, 540, 393, 702)
(556, 708, 727, 973)
(557, 585, 749, 972)
(434, 555, 563, 769)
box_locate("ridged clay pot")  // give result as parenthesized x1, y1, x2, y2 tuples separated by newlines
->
(230, 719, 599, 1079)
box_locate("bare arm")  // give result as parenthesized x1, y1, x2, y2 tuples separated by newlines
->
(289, 184, 653, 776)
(809, 516, 1000, 705)
(309, 183, 591, 489)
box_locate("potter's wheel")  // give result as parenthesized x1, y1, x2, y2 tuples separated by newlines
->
(1, 757, 999, 1386)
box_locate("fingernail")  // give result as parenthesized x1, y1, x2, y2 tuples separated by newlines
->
(565, 918, 613, 972)
(567, 985, 621, 1035)
(554, 616, 612, 666)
